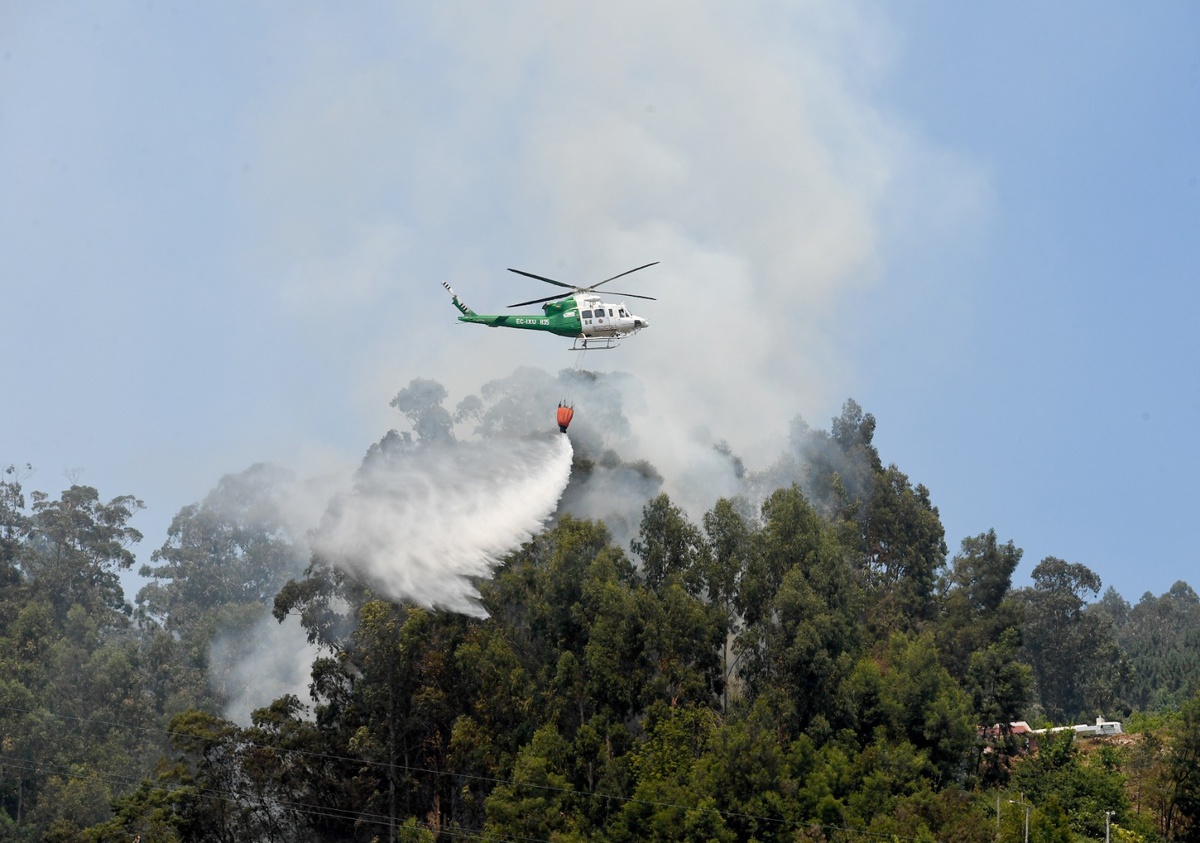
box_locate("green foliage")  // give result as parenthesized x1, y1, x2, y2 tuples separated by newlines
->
(849, 633, 976, 783)
(8, 395, 1200, 841)
(944, 535, 1030, 786)
(1019, 557, 1128, 722)
(1099, 582, 1200, 712)
(484, 724, 582, 841)
(138, 464, 301, 633)
(1031, 794, 1073, 843)
(25, 484, 143, 625)
(138, 463, 304, 714)
(631, 492, 711, 595)
(0, 466, 31, 578)
(703, 497, 753, 711)
(1012, 729, 1129, 839)
(968, 628, 1032, 727)
(795, 399, 882, 517)
(857, 465, 948, 635)
(0, 480, 168, 841)
(738, 485, 860, 735)
(1163, 688, 1200, 842)
(940, 530, 1025, 682)
(390, 377, 455, 444)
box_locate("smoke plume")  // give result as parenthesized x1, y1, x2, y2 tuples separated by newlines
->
(212, 613, 321, 727)
(312, 433, 573, 616)
(206, 367, 875, 725)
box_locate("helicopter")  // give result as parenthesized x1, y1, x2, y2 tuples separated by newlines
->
(442, 262, 657, 350)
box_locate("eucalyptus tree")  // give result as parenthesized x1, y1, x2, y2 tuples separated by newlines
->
(1018, 557, 1127, 722)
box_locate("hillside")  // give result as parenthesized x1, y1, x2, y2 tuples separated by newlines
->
(3, 371, 1200, 842)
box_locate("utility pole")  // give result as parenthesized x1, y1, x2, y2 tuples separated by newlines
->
(1106, 810, 1115, 843)
(1008, 795, 1031, 843)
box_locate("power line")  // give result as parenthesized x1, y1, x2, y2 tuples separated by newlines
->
(0, 702, 939, 843)
(0, 754, 541, 843)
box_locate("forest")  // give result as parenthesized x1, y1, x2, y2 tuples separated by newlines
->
(3, 370, 1200, 843)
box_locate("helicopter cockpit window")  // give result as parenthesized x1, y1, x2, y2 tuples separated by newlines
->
(619, 308, 628, 317)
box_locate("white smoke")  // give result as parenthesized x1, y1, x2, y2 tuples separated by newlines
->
(213, 613, 320, 727)
(216, 1, 985, 581)
(207, 425, 573, 723)
(312, 433, 573, 615)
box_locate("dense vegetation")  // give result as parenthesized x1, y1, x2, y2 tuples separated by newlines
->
(3, 375, 1200, 843)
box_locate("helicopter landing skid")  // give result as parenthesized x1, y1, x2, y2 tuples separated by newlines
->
(571, 336, 621, 351)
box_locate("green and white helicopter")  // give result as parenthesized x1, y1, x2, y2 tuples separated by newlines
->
(443, 262, 657, 350)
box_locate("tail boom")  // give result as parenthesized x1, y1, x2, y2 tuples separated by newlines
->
(442, 281, 476, 317)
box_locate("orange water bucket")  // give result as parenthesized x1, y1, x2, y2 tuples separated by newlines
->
(556, 403, 574, 433)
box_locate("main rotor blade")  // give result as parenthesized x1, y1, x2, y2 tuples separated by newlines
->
(590, 261, 659, 290)
(507, 268, 575, 289)
(508, 293, 573, 308)
(509, 290, 658, 307)
(602, 291, 657, 301)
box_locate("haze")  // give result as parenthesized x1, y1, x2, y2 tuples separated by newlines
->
(2, 2, 1198, 602)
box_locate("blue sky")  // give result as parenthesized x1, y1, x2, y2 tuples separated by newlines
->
(2, 1, 1197, 604)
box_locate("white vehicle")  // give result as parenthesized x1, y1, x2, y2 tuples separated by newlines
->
(1073, 717, 1124, 737)
(1005, 716, 1123, 738)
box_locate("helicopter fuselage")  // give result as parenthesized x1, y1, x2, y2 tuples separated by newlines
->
(447, 290, 649, 340)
